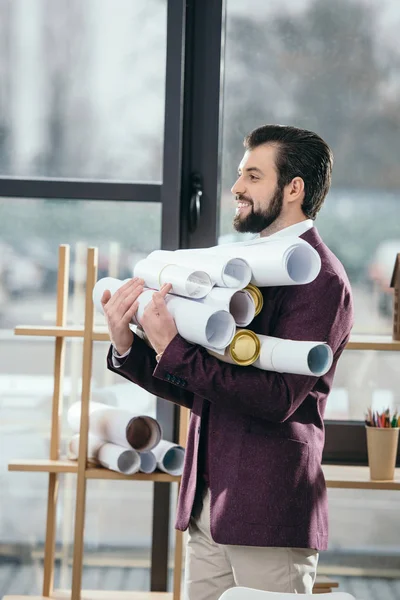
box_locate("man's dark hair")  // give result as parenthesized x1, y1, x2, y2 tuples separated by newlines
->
(244, 125, 333, 220)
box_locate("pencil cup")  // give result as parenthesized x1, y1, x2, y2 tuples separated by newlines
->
(365, 426, 399, 480)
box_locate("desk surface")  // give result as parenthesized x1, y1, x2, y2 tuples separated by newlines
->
(323, 464, 400, 490)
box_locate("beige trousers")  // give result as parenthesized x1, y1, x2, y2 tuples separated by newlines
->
(184, 489, 318, 600)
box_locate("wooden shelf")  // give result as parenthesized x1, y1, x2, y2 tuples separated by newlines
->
(345, 335, 400, 351)
(3, 592, 172, 600)
(8, 459, 78, 473)
(11, 460, 400, 489)
(92, 328, 110, 341)
(14, 326, 84, 338)
(323, 464, 400, 490)
(8, 460, 180, 482)
(85, 468, 180, 482)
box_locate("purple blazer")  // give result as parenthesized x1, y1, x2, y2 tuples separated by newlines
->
(107, 228, 354, 551)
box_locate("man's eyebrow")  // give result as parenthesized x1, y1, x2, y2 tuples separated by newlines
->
(238, 166, 264, 176)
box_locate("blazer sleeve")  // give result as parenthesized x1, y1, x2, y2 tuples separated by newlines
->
(153, 273, 353, 422)
(107, 334, 194, 409)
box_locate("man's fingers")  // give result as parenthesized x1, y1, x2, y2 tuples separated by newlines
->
(101, 289, 112, 308)
(109, 277, 144, 310)
(158, 283, 172, 298)
(122, 300, 139, 324)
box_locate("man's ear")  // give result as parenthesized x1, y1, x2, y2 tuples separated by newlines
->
(286, 177, 305, 204)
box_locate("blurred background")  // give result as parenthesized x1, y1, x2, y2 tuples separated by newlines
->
(0, 0, 399, 598)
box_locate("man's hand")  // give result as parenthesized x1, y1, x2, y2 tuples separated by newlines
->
(141, 283, 178, 356)
(101, 277, 144, 356)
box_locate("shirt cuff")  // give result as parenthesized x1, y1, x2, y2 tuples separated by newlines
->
(111, 346, 131, 368)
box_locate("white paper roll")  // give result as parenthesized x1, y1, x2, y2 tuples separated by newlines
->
(92, 277, 130, 313)
(148, 249, 252, 289)
(93, 281, 236, 351)
(139, 451, 157, 474)
(152, 440, 185, 476)
(254, 335, 333, 376)
(175, 237, 321, 286)
(68, 433, 104, 460)
(97, 442, 140, 475)
(135, 289, 236, 350)
(68, 434, 141, 475)
(133, 258, 213, 299)
(67, 401, 162, 452)
(197, 287, 255, 327)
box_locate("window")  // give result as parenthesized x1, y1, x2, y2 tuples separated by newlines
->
(0, 0, 166, 181)
(220, 0, 400, 581)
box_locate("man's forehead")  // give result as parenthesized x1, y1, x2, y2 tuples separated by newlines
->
(238, 144, 277, 172)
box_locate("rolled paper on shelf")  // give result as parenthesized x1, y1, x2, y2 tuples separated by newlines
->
(148, 249, 252, 289)
(253, 335, 333, 376)
(67, 401, 162, 452)
(139, 451, 157, 474)
(175, 236, 321, 287)
(152, 440, 185, 476)
(208, 329, 261, 366)
(197, 286, 255, 327)
(97, 442, 140, 475)
(135, 289, 236, 350)
(133, 258, 213, 299)
(68, 434, 141, 475)
(68, 433, 104, 461)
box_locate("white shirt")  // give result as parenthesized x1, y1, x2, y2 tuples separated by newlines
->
(111, 219, 314, 366)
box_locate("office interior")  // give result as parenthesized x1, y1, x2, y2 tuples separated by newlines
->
(0, 1, 399, 600)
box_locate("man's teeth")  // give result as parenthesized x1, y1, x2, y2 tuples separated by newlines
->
(238, 202, 251, 207)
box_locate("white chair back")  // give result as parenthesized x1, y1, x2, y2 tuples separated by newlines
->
(219, 586, 356, 600)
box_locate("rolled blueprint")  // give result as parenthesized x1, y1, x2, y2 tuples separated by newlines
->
(174, 236, 321, 287)
(138, 289, 236, 350)
(68, 433, 104, 461)
(253, 335, 333, 376)
(197, 286, 255, 327)
(98, 442, 140, 475)
(152, 440, 185, 476)
(68, 434, 140, 475)
(139, 451, 157, 474)
(133, 258, 213, 299)
(148, 249, 252, 289)
(93, 281, 236, 350)
(208, 329, 261, 366)
(67, 401, 162, 452)
(92, 276, 130, 310)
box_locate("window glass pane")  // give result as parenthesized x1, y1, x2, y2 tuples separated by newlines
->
(0, 0, 166, 181)
(220, 0, 400, 335)
(325, 350, 399, 421)
(0, 198, 161, 327)
(221, 0, 400, 587)
(0, 197, 172, 595)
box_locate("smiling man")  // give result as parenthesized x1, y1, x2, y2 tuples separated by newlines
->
(102, 125, 354, 599)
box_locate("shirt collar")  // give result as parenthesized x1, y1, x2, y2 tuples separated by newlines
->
(267, 219, 314, 239)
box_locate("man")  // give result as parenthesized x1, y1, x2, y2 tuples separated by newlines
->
(102, 125, 354, 598)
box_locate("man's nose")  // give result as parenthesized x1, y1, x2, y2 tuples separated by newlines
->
(231, 176, 245, 196)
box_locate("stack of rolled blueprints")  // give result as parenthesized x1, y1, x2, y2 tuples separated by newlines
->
(93, 235, 333, 376)
(67, 401, 185, 476)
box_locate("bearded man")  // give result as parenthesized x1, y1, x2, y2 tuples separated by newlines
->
(102, 125, 354, 599)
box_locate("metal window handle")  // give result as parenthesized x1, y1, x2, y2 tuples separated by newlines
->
(188, 172, 203, 234)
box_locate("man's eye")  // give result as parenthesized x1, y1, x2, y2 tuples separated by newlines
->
(249, 174, 258, 181)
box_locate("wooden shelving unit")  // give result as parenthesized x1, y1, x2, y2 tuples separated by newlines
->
(6, 245, 184, 600)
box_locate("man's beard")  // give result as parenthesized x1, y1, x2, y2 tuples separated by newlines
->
(233, 185, 284, 234)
